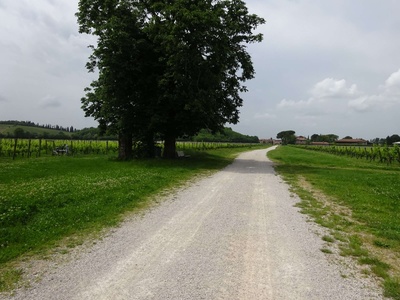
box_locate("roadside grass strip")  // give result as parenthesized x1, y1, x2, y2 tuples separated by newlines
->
(268, 146, 400, 300)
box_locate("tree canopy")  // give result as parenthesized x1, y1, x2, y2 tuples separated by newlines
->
(77, 0, 265, 159)
(310, 134, 338, 143)
(277, 130, 296, 145)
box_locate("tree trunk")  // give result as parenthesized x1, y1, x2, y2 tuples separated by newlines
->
(163, 136, 176, 159)
(118, 132, 133, 160)
(144, 133, 155, 158)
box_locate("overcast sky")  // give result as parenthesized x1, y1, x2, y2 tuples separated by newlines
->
(1, 0, 399, 140)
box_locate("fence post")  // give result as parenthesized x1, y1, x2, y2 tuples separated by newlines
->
(68, 140, 72, 156)
(28, 139, 31, 158)
(38, 139, 42, 157)
(13, 138, 18, 160)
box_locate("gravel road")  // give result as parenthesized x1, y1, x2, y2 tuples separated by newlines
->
(3, 147, 385, 299)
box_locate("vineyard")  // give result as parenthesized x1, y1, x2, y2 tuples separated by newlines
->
(297, 144, 400, 165)
(0, 138, 261, 159)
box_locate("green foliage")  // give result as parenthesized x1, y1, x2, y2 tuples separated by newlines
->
(386, 134, 400, 145)
(276, 130, 296, 145)
(322, 235, 335, 243)
(384, 278, 400, 300)
(188, 127, 259, 143)
(0, 139, 120, 158)
(0, 138, 262, 159)
(0, 123, 73, 139)
(77, 0, 161, 159)
(310, 133, 338, 143)
(71, 127, 117, 140)
(0, 268, 22, 292)
(298, 144, 400, 165)
(76, 0, 265, 158)
(13, 128, 24, 138)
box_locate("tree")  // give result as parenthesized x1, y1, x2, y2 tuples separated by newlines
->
(386, 134, 400, 145)
(310, 133, 338, 143)
(77, 0, 265, 159)
(14, 127, 25, 138)
(277, 130, 296, 145)
(145, 0, 265, 157)
(77, 0, 160, 159)
(310, 134, 319, 142)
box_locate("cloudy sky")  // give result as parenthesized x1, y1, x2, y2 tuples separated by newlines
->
(1, 0, 400, 140)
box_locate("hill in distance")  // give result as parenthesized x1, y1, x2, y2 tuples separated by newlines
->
(0, 121, 259, 143)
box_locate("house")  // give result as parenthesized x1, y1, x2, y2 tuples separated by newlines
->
(259, 138, 282, 145)
(310, 142, 330, 146)
(295, 136, 308, 145)
(335, 138, 368, 146)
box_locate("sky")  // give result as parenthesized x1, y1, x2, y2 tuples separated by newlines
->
(1, 0, 400, 140)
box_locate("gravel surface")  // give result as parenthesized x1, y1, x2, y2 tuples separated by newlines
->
(2, 147, 386, 299)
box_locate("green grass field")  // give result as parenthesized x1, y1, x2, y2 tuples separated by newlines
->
(268, 146, 400, 299)
(0, 145, 267, 291)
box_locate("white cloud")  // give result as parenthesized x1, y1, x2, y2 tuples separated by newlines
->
(310, 78, 358, 99)
(277, 78, 358, 111)
(348, 69, 400, 112)
(277, 98, 311, 109)
(277, 71, 400, 115)
(385, 69, 400, 88)
(382, 69, 400, 99)
(347, 96, 375, 112)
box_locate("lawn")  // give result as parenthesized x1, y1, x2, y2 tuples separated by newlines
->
(268, 146, 400, 299)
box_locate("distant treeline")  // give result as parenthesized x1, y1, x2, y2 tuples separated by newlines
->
(0, 120, 76, 132)
(370, 135, 400, 145)
(181, 128, 259, 143)
(0, 121, 259, 143)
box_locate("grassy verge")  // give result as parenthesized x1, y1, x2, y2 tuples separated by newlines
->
(268, 146, 400, 299)
(0, 145, 268, 292)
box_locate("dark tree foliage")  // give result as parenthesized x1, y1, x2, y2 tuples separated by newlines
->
(144, 0, 265, 157)
(386, 134, 400, 145)
(190, 128, 259, 143)
(277, 130, 296, 145)
(310, 134, 338, 143)
(77, 0, 265, 159)
(77, 0, 160, 159)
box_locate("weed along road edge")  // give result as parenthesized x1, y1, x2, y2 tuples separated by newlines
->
(3, 147, 385, 300)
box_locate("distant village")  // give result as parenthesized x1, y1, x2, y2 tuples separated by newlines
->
(260, 135, 400, 146)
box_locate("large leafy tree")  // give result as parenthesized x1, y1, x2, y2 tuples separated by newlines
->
(277, 130, 296, 145)
(77, 0, 265, 159)
(145, 0, 265, 157)
(77, 0, 160, 159)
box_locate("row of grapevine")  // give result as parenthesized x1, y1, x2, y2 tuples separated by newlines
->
(298, 145, 400, 165)
(0, 138, 119, 159)
(176, 141, 259, 151)
(0, 138, 261, 159)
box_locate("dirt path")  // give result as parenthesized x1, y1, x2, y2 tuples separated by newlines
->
(3, 147, 385, 299)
